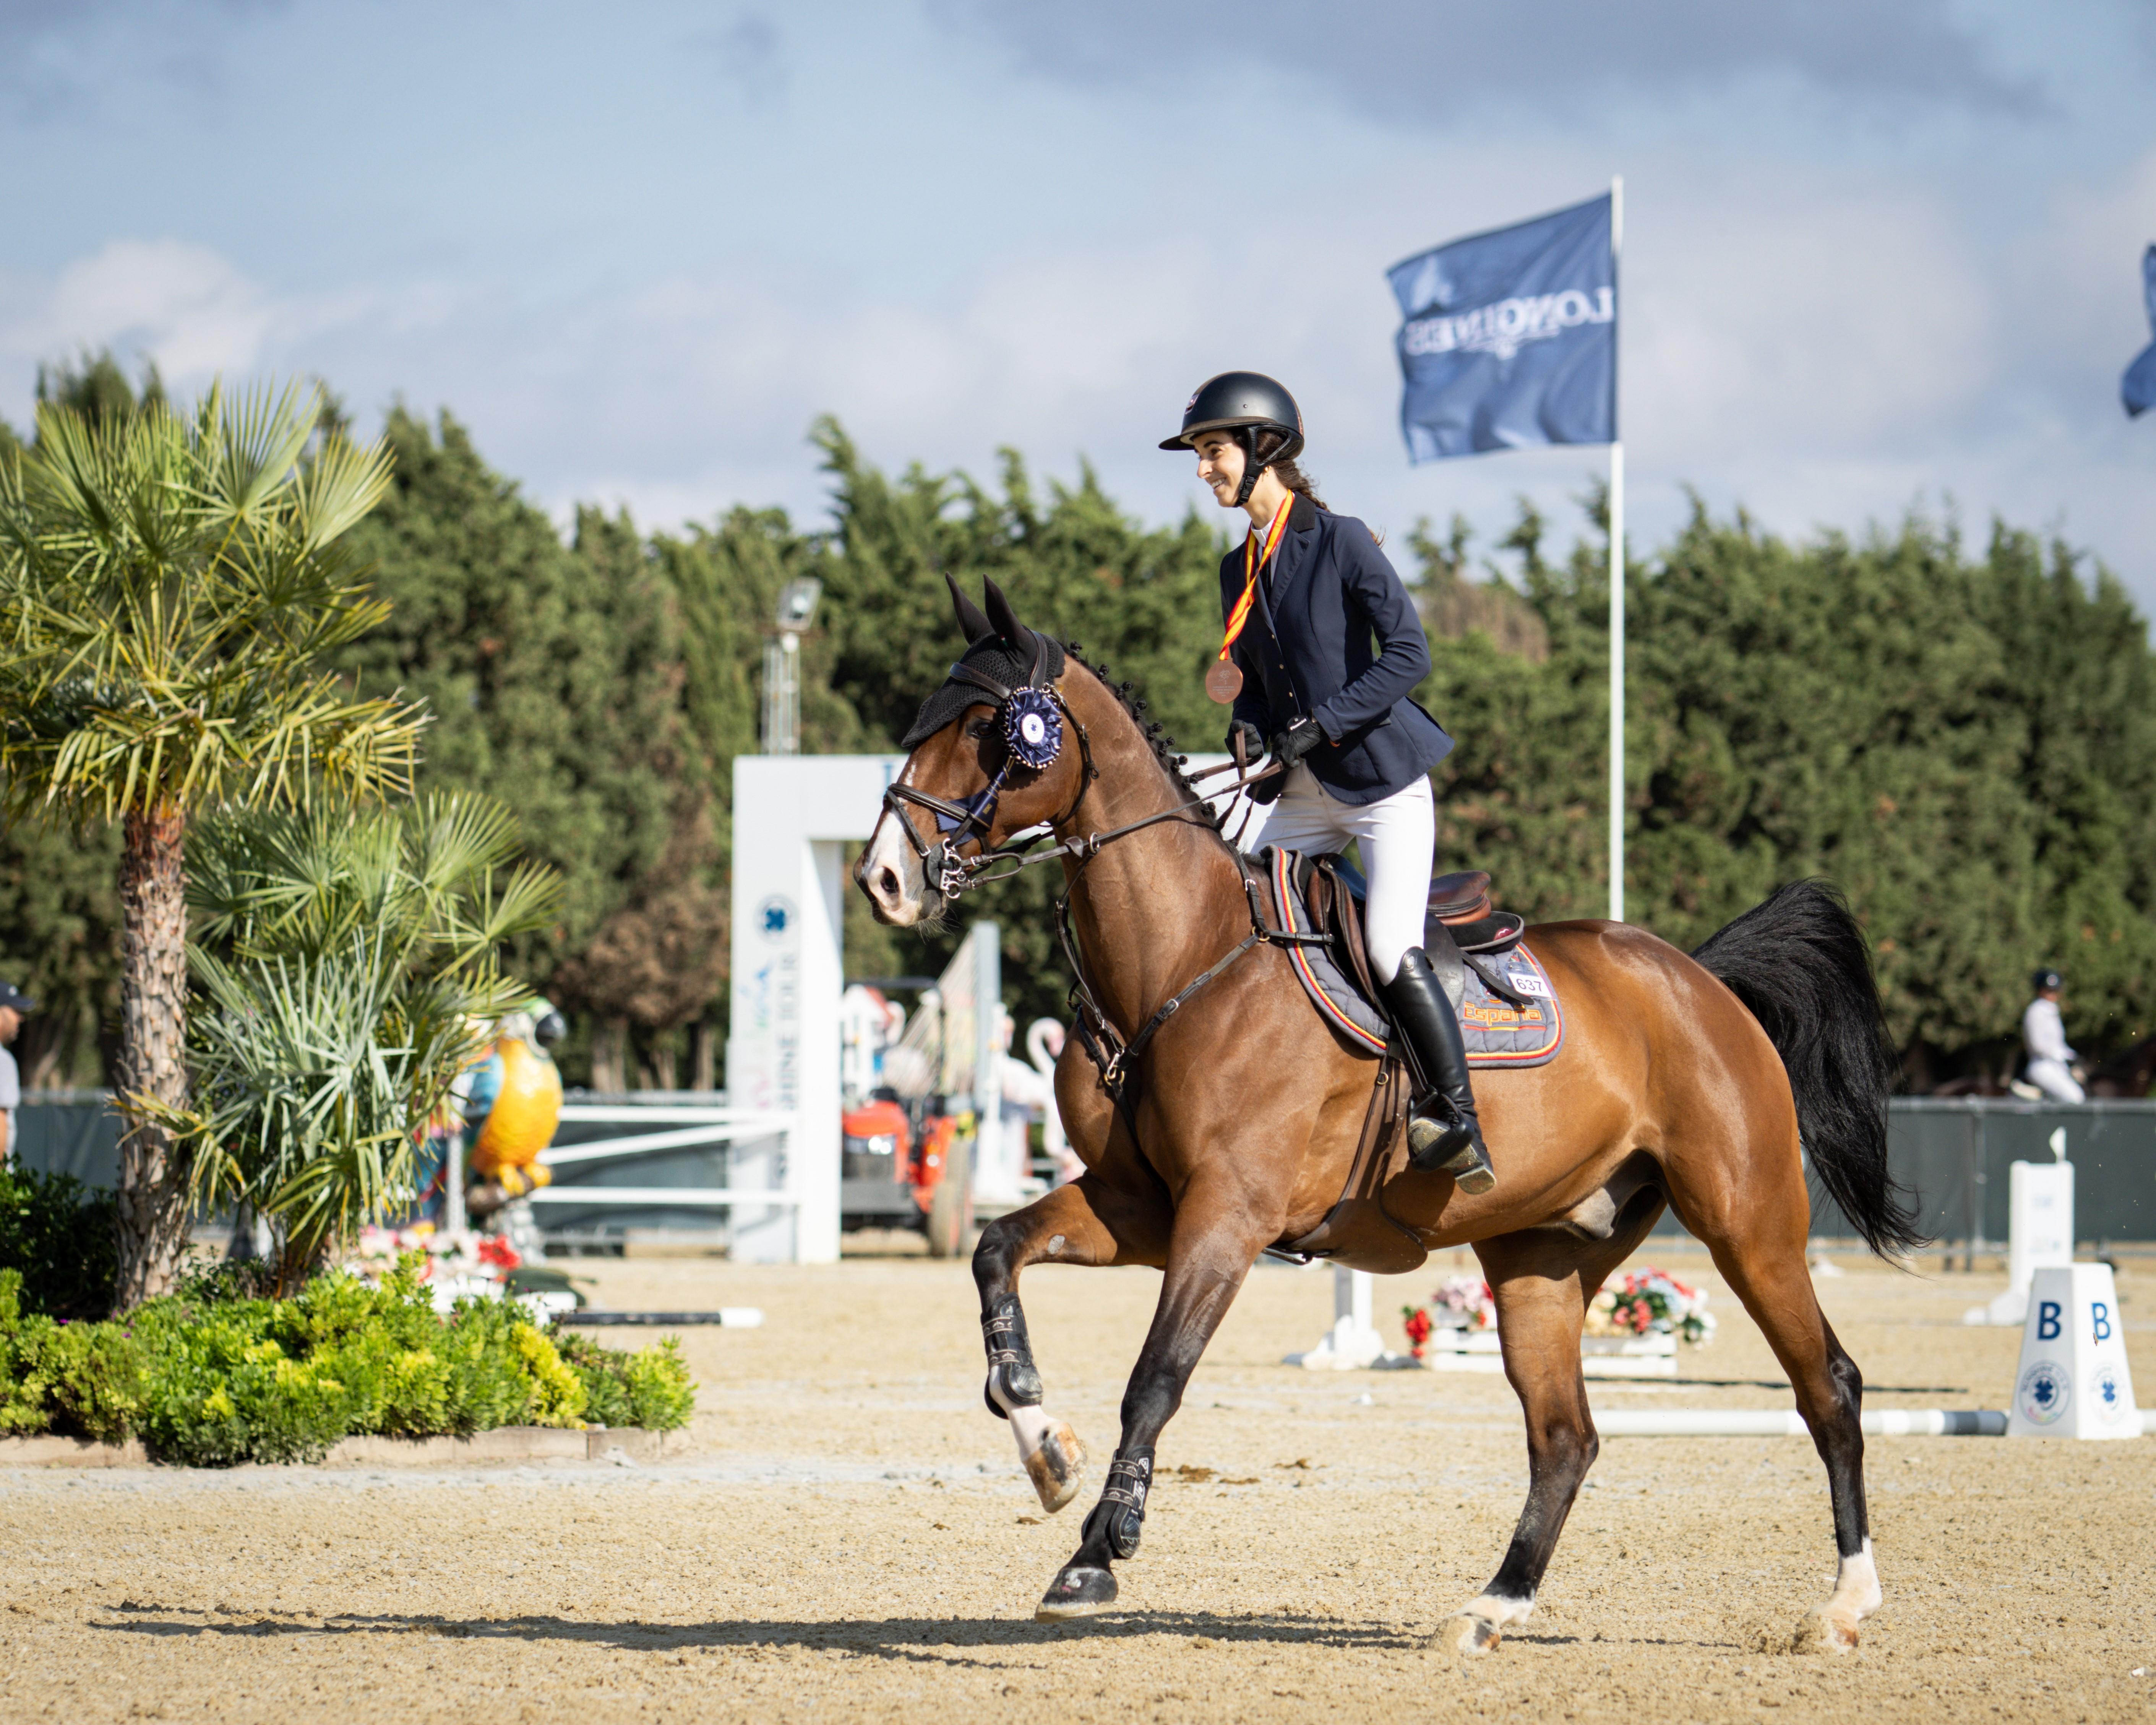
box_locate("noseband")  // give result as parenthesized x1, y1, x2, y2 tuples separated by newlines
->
(881, 635, 1097, 902)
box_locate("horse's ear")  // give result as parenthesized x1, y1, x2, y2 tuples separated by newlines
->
(946, 573, 994, 644)
(981, 577, 1034, 654)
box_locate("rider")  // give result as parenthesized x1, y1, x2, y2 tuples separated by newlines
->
(1162, 370, 1493, 1194)
(2021, 969, 2084, 1103)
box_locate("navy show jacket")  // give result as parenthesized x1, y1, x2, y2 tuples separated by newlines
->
(1222, 494, 1453, 806)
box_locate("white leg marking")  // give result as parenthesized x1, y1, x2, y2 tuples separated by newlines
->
(1458, 1591, 1536, 1629)
(1826, 1537, 1882, 1620)
(1007, 1403, 1087, 1513)
(1802, 1537, 1880, 1653)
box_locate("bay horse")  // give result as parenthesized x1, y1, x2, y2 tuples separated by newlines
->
(855, 579, 1923, 1656)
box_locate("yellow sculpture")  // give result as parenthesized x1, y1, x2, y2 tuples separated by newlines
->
(467, 1015, 562, 1201)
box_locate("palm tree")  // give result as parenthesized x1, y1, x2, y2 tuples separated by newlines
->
(169, 792, 560, 1286)
(0, 382, 428, 1305)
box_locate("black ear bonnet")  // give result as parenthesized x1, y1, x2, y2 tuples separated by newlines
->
(900, 632, 1067, 750)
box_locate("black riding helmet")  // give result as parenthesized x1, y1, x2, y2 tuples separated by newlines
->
(1160, 370, 1304, 506)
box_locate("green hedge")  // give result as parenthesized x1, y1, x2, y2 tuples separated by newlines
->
(0, 1258, 694, 1465)
(0, 1166, 119, 1321)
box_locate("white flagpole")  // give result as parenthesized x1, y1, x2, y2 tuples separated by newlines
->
(1607, 174, 1625, 924)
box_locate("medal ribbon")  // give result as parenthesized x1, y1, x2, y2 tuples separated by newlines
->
(1216, 495, 1294, 665)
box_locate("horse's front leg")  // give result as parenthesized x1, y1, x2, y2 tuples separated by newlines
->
(1035, 1191, 1272, 1621)
(973, 1173, 1170, 1513)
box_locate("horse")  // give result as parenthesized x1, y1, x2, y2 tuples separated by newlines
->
(855, 578, 1924, 1656)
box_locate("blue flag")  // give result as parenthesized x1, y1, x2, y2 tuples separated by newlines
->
(2125, 244, 2156, 420)
(1388, 193, 1615, 461)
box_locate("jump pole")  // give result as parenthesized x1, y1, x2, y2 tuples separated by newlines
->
(1595, 1409, 2010, 1438)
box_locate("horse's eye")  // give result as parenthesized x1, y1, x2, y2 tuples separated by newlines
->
(965, 717, 993, 738)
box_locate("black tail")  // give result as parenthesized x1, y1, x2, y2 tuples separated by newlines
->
(1691, 880, 1927, 1258)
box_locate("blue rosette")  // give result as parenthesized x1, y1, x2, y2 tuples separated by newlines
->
(1003, 687, 1063, 770)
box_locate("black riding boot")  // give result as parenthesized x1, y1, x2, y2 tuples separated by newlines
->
(1380, 948, 1496, 1194)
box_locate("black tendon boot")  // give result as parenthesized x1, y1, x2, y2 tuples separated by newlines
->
(1380, 949, 1496, 1194)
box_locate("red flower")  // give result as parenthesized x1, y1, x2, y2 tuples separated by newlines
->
(475, 1236, 522, 1270)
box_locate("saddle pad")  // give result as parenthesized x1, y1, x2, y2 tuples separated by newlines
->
(1266, 849, 1564, 1068)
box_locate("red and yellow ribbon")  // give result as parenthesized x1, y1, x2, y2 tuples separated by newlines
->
(1217, 495, 1294, 664)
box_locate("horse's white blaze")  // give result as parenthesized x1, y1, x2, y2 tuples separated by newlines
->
(860, 807, 926, 925)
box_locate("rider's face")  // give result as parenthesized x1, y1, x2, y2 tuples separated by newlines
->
(1192, 431, 1244, 508)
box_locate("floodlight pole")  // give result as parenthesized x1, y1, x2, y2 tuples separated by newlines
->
(763, 633, 802, 755)
(1607, 174, 1625, 924)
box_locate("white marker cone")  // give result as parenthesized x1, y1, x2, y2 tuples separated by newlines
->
(1965, 1159, 2074, 1327)
(2007, 1262, 2142, 1439)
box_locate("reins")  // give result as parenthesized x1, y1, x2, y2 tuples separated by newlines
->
(883, 645, 1330, 1139)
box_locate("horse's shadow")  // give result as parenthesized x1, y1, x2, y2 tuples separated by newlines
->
(94, 1604, 1418, 1664)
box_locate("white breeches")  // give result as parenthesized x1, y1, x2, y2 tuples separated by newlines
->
(1254, 767, 1435, 985)
(2025, 1058, 2085, 1104)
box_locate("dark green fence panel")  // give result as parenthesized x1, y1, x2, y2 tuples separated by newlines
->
(1653, 1099, 2156, 1246)
(10, 1092, 122, 1190)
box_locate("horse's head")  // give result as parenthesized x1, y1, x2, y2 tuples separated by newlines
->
(855, 576, 1090, 927)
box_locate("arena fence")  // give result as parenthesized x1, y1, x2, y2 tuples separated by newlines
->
(10, 1092, 2154, 1247)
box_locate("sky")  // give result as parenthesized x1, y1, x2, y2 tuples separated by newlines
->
(2, 0, 2154, 596)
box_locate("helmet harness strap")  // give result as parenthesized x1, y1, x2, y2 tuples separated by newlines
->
(1233, 425, 1269, 508)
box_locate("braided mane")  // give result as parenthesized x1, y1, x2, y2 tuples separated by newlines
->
(1058, 640, 1224, 832)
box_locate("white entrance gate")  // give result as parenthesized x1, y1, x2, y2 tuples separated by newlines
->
(726, 750, 1248, 1264)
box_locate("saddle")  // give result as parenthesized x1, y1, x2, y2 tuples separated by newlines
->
(1261, 850, 1560, 1053)
(1254, 849, 1566, 1275)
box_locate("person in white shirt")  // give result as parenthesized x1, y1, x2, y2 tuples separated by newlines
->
(0, 980, 32, 1164)
(2021, 969, 2083, 1103)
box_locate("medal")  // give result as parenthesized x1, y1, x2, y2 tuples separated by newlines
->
(1207, 496, 1293, 704)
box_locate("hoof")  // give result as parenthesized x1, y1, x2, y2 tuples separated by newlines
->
(1441, 1614, 1502, 1657)
(1035, 1564, 1117, 1622)
(1010, 1405, 1087, 1514)
(1794, 1611, 1860, 1654)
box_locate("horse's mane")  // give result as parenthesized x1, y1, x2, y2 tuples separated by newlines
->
(1058, 640, 1225, 834)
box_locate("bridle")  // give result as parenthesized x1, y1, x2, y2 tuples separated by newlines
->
(880, 634, 1306, 1126)
(879, 633, 1100, 902)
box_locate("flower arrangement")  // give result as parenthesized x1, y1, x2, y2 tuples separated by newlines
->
(1401, 1275, 1497, 1360)
(1587, 1268, 1716, 1345)
(1399, 1267, 1715, 1360)
(348, 1225, 522, 1310)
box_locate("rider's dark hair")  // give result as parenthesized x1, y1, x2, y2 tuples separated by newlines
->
(1253, 427, 1325, 511)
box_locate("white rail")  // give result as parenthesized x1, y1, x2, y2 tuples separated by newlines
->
(524, 1187, 799, 1208)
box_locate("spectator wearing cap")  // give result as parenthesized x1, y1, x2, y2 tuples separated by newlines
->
(2022, 969, 2083, 1103)
(0, 981, 33, 1164)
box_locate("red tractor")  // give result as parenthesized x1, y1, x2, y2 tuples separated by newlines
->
(840, 1092, 972, 1257)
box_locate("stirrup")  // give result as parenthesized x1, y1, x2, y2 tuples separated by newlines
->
(1408, 1104, 1495, 1193)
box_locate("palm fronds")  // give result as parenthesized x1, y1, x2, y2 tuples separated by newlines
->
(0, 380, 427, 826)
(153, 792, 562, 1276)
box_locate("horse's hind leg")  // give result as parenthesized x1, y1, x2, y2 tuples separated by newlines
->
(1679, 1144, 1877, 1650)
(1444, 1206, 1660, 1656)
(972, 1173, 1170, 1513)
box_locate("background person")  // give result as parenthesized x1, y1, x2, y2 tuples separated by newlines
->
(2021, 968, 2084, 1102)
(0, 980, 33, 1164)
(1162, 370, 1492, 1194)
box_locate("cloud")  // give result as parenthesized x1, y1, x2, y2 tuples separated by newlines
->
(0, 0, 283, 120)
(688, 13, 788, 106)
(932, 0, 2046, 127)
(0, 238, 344, 424)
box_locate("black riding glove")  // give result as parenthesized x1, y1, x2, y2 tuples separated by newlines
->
(1270, 717, 1325, 769)
(1225, 719, 1265, 766)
